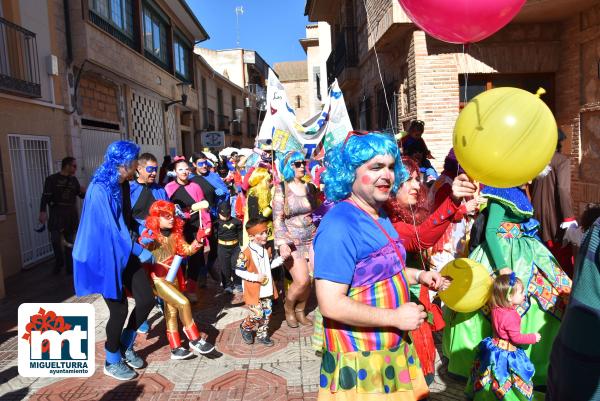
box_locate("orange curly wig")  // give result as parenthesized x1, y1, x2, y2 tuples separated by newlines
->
(144, 200, 190, 254)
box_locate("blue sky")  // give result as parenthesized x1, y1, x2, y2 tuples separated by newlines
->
(189, 1, 310, 66)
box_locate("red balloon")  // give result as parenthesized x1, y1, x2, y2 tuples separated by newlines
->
(398, 0, 526, 44)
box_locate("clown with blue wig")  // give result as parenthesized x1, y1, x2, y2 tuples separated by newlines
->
(314, 132, 455, 401)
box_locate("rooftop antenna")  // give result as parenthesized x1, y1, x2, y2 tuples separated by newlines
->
(235, 6, 244, 48)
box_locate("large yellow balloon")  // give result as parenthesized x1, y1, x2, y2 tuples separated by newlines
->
(439, 258, 492, 313)
(453, 87, 557, 188)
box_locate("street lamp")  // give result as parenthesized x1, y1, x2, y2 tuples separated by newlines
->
(164, 82, 191, 111)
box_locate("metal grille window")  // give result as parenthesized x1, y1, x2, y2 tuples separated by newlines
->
(8, 135, 53, 266)
(143, 3, 168, 67)
(174, 37, 190, 80)
(89, 0, 134, 40)
(130, 91, 166, 161)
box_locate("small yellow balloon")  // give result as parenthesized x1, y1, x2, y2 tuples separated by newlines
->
(439, 258, 492, 313)
(453, 87, 557, 188)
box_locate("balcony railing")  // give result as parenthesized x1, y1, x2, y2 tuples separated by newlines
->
(326, 26, 358, 86)
(0, 17, 41, 98)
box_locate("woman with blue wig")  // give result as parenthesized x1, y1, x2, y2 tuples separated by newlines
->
(73, 140, 156, 381)
(273, 150, 319, 328)
(314, 132, 452, 400)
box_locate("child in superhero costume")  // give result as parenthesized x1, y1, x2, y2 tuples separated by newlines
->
(139, 200, 216, 359)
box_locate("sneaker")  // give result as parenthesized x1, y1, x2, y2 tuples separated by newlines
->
(240, 325, 254, 345)
(103, 360, 136, 381)
(171, 347, 193, 360)
(257, 336, 274, 347)
(123, 348, 144, 369)
(137, 321, 150, 334)
(189, 338, 215, 354)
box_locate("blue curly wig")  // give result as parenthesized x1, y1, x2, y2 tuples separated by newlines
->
(92, 140, 140, 202)
(322, 132, 407, 202)
(280, 150, 305, 182)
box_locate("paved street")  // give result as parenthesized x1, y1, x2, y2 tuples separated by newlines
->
(0, 262, 467, 400)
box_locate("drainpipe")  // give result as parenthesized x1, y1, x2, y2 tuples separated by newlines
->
(63, 0, 73, 64)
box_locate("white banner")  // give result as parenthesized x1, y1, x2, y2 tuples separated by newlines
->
(257, 69, 353, 159)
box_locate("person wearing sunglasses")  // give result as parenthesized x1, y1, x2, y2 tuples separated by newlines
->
(127, 153, 168, 240)
(313, 132, 451, 401)
(39, 156, 85, 275)
(190, 152, 230, 287)
(273, 151, 319, 328)
(124, 153, 169, 334)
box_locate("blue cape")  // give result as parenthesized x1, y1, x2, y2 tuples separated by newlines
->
(73, 182, 133, 300)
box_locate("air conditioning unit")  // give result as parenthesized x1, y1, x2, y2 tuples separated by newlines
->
(244, 97, 251, 108)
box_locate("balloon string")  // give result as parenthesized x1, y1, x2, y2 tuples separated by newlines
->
(459, 43, 469, 184)
(360, 0, 396, 137)
(360, 0, 429, 272)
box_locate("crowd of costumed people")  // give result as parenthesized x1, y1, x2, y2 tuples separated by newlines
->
(66, 0, 600, 399)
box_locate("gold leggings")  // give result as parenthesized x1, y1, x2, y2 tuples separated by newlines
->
(153, 278, 194, 332)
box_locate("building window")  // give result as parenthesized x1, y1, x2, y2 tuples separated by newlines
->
(296, 95, 302, 109)
(217, 88, 223, 114)
(89, 0, 135, 46)
(313, 66, 322, 101)
(174, 35, 191, 80)
(359, 97, 371, 130)
(143, 3, 169, 67)
(0, 148, 6, 214)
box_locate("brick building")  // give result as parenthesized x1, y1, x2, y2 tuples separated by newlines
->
(67, 0, 209, 184)
(0, 0, 265, 292)
(306, 0, 600, 213)
(0, 0, 72, 291)
(195, 47, 270, 149)
(195, 54, 259, 149)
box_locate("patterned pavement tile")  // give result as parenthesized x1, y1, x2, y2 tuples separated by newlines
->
(216, 319, 293, 359)
(0, 265, 470, 400)
(256, 362, 303, 387)
(28, 371, 174, 400)
(242, 369, 288, 401)
(287, 385, 318, 401)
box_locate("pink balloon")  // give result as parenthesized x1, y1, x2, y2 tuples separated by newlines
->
(398, 0, 526, 44)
